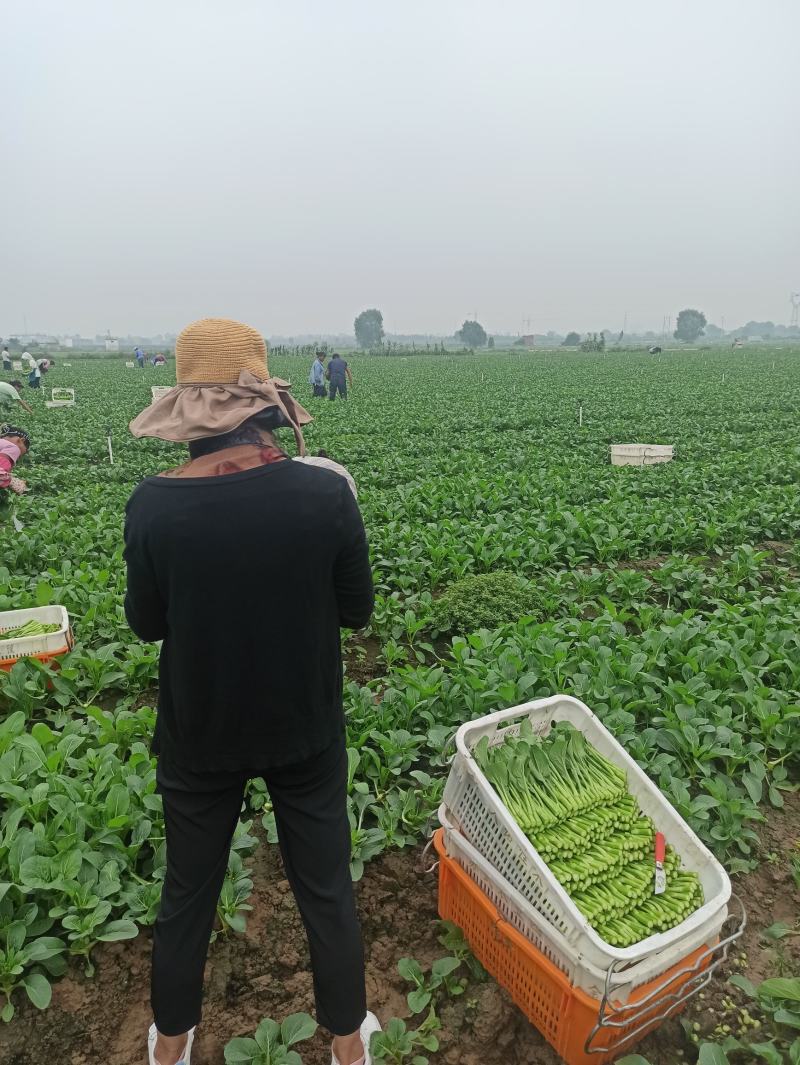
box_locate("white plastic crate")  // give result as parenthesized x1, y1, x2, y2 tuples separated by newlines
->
(45, 388, 75, 409)
(12, 360, 22, 370)
(438, 805, 723, 1000)
(441, 695, 731, 975)
(0, 606, 72, 663)
(151, 385, 172, 403)
(610, 443, 673, 466)
(125, 361, 135, 368)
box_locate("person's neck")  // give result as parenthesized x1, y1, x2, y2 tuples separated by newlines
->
(167, 440, 286, 479)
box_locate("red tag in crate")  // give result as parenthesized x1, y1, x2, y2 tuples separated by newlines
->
(654, 831, 667, 895)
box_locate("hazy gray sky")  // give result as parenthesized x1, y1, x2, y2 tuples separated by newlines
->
(2, 0, 798, 338)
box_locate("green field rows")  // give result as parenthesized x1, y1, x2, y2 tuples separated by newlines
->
(1, 348, 799, 1034)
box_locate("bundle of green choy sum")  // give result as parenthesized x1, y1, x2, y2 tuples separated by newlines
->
(474, 720, 704, 948)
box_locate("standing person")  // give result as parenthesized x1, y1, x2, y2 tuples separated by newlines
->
(0, 380, 34, 416)
(309, 350, 327, 397)
(327, 352, 352, 401)
(2, 346, 11, 371)
(135, 346, 146, 368)
(125, 318, 380, 1065)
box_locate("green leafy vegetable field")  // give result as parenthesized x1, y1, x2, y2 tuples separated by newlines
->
(1, 347, 798, 1064)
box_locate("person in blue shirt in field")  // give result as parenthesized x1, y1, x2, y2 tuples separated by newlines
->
(326, 352, 352, 401)
(135, 346, 146, 368)
(309, 351, 327, 397)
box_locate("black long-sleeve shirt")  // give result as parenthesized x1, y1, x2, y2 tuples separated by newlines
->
(123, 459, 374, 772)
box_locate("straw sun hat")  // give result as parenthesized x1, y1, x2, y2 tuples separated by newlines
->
(129, 318, 311, 453)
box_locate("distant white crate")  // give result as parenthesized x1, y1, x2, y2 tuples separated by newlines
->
(610, 443, 673, 466)
(45, 387, 75, 409)
(62, 362, 72, 367)
(12, 360, 22, 370)
(125, 361, 135, 368)
(151, 386, 173, 404)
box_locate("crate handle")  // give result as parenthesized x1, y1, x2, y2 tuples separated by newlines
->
(583, 894, 746, 1056)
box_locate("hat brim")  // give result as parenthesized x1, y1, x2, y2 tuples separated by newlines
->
(129, 370, 311, 454)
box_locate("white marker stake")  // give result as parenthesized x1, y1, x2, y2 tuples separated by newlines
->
(722, 372, 725, 384)
(107, 433, 114, 465)
(579, 405, 583, 427)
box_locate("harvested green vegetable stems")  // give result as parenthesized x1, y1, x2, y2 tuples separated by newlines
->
(1, 620, 61, 640)
(474, 721, 704, 948)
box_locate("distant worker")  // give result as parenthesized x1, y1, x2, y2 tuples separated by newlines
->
(135, 346, 146, 368)
(21, 350, 35, 370)
(309, 351, 327, 397)
(326, 352, 352, 401)
(2, 347, 11, 371)
(648, 346, 662, 355)
(28, 360, 48, 389)
(153, 353, 166, 366)
(0, 379, 33, 416)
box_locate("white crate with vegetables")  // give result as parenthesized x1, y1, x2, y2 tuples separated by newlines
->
(45, 388, 76, 409)
(0, 606, 73, 665)
(151, 385, 172, 403)
(441, 696, 731, 976)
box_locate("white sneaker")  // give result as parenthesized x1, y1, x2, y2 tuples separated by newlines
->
(330, 1011, 381, 1065)
(147, 1023, 195, 1065)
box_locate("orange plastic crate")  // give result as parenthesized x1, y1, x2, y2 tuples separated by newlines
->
(0, 643, 72, 672)
(433, 829, 709, 1065)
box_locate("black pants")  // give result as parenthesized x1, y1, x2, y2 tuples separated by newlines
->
(329, 380, 347, 400)
(152, 740, 365, 1037)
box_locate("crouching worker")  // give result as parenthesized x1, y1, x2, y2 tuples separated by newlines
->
(0, 425, 31, 495)
(125, 318, 380, 1065)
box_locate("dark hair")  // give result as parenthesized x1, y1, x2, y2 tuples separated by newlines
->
(1, 425, 31, 449)
(331, 352, 341, 359)
(316, 350, 326, 357)
(317, 448, 330, 459)
(10, 380, 22, 390)
(187, 408, 288, 459)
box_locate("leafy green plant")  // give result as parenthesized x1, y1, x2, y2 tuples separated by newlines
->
(223, 1013, 317, 1065)
(430, 571, 541, 636)
(437, 921, 486, 981)
(397, 956, 465, 1014)
(0, 886, 65, 1022)
(369, 1012, 440, 1065)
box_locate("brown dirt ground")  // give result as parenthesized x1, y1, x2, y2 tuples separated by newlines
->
(1, 796, 798, 1065)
